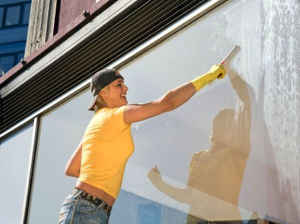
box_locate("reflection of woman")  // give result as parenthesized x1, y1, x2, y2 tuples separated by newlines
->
(58, 65, 226, 224)
(148, 70, 251, 223)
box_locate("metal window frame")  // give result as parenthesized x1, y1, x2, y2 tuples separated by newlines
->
(21, 117, 40, 224)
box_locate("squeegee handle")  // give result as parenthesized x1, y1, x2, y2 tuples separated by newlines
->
(218, 45, 238, 77)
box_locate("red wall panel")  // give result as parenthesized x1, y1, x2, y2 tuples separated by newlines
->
(56, 0, 95, 32)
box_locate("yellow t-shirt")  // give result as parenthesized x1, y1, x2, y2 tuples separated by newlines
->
(79, 106, 134, 198)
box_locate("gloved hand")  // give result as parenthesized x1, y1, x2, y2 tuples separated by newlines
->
(209, 64, 226, 79)
(191, 64, 226, 91)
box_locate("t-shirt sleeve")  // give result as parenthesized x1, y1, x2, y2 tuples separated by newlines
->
(109, 105, 129, 130)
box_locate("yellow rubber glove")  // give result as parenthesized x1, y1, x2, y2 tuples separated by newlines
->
(191, 64, 226, 92)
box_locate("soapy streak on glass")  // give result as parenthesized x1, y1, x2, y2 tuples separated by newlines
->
(262, 1, 300, 222)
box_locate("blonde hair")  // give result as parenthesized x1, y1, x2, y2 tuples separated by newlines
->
(93, 85, 109, 112)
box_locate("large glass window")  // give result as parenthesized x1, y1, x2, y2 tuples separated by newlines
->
(26, 0, 300, 223)
(27, 90, 93, 224)
(113, 0, 300, 223)
(0, 124, 33, 224)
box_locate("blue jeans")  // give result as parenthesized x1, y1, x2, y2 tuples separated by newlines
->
(59, 190, 110, 224)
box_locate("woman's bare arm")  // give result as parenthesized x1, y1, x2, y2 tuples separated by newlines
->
(65, 141, 82, 177)
(124, 82, 196, 124)
(124, 64, 226, 124)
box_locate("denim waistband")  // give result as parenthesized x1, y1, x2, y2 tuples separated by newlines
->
(73, 189, 112, 215)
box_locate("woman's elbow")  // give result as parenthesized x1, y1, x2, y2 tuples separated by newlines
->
(160, 96, 177, 113)
(65, 167, 79, 177)
(65, 167, 72, 176)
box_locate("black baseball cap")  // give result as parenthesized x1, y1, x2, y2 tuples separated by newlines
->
(87, 68, 124, 111)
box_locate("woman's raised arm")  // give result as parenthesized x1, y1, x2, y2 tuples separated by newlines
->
(123, 64, 226, 124)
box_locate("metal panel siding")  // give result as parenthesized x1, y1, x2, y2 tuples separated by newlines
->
(0, 0, 207, 133)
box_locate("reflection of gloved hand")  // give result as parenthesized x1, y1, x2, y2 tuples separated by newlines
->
(147, 166, 163, 184)
(191, 64, 226, 91)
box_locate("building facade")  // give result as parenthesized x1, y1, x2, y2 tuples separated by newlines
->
(0, 0, 31, 76)
(0, 0, 299, 224)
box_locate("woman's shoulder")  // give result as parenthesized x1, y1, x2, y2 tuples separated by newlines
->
(98, 106, 129, 129)
(95, 106, 126, 116)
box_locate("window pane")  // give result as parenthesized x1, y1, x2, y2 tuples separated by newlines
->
(0, 7, 4, 28)
(22, 3, 31, 25)
(27, 90, 93, 223)
(5, 6, 21, 26)
(0, 55, 15, 74)
(0, 124, 34, 224)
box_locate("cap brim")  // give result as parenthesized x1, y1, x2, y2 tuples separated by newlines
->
(87, 95, 98, 111)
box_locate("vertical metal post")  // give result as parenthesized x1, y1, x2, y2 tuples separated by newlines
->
(22, 117, 40, 224)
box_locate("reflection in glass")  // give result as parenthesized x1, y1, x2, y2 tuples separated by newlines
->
(148, 70, 252, 223)
(111, 190, 187, 224)
(5, 6, 21, 26)
(0, 124, 33, 224)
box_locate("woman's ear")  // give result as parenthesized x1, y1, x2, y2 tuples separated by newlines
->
(99, 88, 108, 98)
(99, 88, 109, 105)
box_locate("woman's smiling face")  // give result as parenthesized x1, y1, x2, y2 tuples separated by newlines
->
(100, 78, 129, 108)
